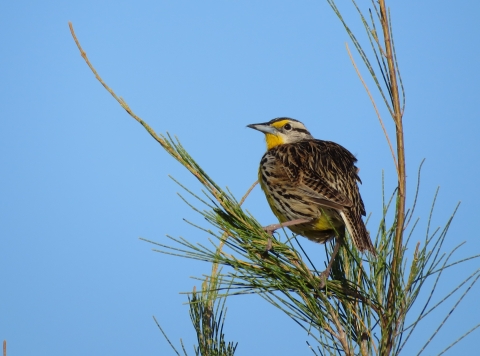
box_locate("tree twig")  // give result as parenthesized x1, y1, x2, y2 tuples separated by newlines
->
(345, 43, 398, 175)
(376, 1, 406, 354)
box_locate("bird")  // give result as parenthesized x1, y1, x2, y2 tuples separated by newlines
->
(247, 117, 375, 282)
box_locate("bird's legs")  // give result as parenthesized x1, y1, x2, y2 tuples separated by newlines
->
(262, 218, 312, 251)
(263, 218, 312, 235)
(318, 233, 343, 289)
(261, 218, 343, 289)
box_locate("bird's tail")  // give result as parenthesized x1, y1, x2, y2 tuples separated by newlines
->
(339, 210, 376, 255)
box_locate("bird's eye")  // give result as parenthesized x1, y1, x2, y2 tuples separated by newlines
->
(284, 123, 292, 130)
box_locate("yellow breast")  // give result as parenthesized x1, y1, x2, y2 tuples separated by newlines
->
(259, 165, 341, 232)
(313, 214, 336, 230)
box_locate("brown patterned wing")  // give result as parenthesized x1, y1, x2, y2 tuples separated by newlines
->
(274, 140, 359, 212)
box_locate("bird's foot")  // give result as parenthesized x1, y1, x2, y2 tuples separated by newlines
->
(261, 225, 277, 252)
(318, 269, 331, 289)
(263, 223, 280, 237)
(318, 237, 343, 289)
(262, 218, 311, 252)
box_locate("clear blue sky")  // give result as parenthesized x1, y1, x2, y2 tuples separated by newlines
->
(1, 1, 479, 355)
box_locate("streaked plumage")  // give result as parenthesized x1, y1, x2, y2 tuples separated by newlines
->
(248, 117, 375, 255)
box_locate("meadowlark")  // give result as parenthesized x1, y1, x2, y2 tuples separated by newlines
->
(247, 117, 375, 281)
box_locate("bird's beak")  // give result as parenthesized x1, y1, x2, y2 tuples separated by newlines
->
(247, 123, 277, 134)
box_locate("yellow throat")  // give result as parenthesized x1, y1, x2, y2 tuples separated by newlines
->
(264, 119, 290, 150)
(265, 133, 285, 150)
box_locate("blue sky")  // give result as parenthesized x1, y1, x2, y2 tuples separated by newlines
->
(1, 1, 479, 355)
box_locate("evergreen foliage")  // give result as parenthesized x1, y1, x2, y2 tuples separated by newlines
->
(69, 1, 480, 354)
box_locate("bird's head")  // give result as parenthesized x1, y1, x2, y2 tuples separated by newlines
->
(247, 117, 313, 150)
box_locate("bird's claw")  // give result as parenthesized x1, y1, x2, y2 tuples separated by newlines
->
(318, 270, 330, 289)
